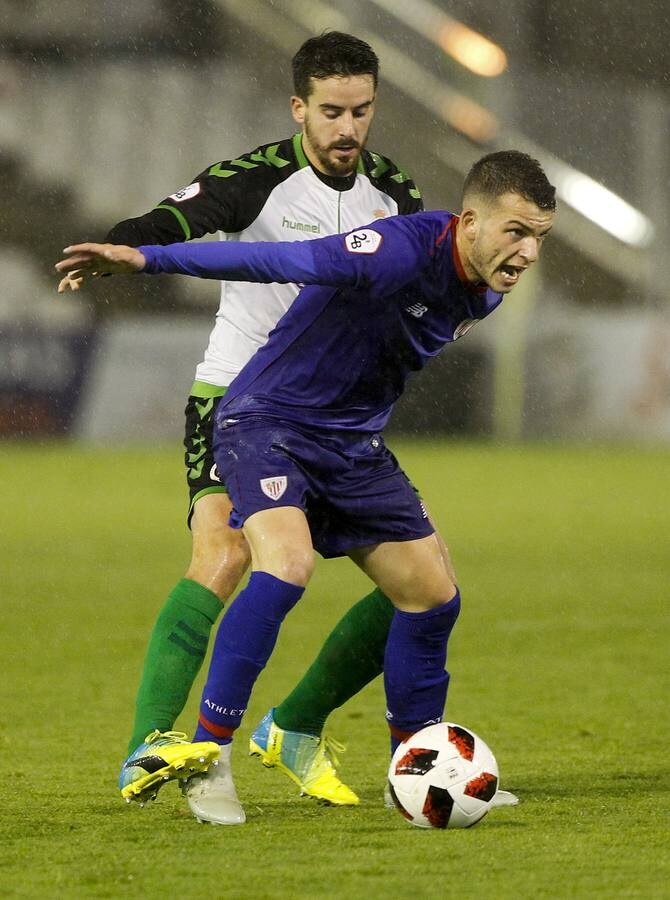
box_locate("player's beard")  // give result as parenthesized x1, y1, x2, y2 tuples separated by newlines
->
(304, 119, 366, 177)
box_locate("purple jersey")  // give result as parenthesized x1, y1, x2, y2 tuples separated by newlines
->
(140, 211, 503, 434)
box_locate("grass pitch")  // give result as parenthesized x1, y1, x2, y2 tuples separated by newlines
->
(1, 439, 668, 898)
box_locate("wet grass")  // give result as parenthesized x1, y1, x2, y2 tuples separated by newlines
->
(1, 440, 668, 898)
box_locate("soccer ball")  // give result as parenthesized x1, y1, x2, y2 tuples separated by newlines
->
(387, 722, 499, 829)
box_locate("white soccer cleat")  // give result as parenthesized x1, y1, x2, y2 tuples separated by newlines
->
(182, 743, 246, 825)
(384, 783, 519, 808)
(490, 789, 520, 808)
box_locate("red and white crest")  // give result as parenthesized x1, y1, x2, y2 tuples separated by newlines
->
(260, 476, 288, 501)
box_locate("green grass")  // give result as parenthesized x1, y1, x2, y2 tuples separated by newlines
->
(1, 440, 669, 898)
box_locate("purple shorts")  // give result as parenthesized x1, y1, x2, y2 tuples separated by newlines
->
(213, 417, 434, 558)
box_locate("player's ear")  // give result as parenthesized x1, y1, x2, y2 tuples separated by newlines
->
(291, 95, 306, 126)
(459, 207, 479, 240)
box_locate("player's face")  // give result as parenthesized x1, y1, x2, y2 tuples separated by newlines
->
(459, 192, 554, 294)
(291, 74, 376, 177)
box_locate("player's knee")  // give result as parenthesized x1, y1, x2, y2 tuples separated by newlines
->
(187, 526, 251, 600)
(262, 548, 315, 587)
(389, 576, 458, 612)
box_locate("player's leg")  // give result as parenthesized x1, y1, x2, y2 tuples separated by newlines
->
(249, 585, 391, 806)
(185, 506, 314, 824)
(126, 494, 249, 753)
(267, 504, 451, 739)
(249, 444, 436, 805)
(350, 533, 460, 750)
(193, 505, 314, 745)
(271, 586, 394, 736)
(125, 390, 251, 755)
(352, 534, 519, 810)
(248, 515, 459, 806)
(120, 392, 253, 806)
(119, 494, 252, 805)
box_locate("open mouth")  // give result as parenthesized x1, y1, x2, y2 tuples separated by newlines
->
(498, 264, 525, 287)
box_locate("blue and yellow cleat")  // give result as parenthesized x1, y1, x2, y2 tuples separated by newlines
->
(249, 709, 359, 806)
(119, 730, 220, 805)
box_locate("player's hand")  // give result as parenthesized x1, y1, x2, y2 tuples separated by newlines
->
(55, 242, 146, 292)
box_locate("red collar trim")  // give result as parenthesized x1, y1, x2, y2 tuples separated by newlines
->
(449, 218, 487, 294)
(448, 218, 468, 284)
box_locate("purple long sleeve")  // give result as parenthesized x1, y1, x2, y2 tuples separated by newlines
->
(138, 214, 434, 298)
(139, 238, 326, 285)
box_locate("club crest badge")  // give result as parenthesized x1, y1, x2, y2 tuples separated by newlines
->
(260, 476, 288, 500)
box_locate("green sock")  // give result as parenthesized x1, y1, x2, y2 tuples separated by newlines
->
(274, 587, 395, 736)
(127, 578, 223, 754)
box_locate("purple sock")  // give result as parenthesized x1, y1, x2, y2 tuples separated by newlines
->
(194, 571, 304, 745)
(384, 590, 461, 753)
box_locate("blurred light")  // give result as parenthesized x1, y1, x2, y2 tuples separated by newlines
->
(554, 170, 655, 247)
(369, 0, 507, 77)
(442, 96, 498, 143)
(439, 22, 507, 77)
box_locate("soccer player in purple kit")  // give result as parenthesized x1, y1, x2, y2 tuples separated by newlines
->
(61, 33, 431, 815)
(57, 150, 556, 825)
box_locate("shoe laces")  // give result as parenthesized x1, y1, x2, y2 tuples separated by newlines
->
(144, 729, 188, 745)
(312, 734, 347, 775)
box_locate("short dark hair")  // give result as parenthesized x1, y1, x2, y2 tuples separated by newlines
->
(463, 150, 556, 211)
(292, 31, 379, 99)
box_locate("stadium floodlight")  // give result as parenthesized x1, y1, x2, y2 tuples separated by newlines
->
(549, 165, 655, 248)
(369, 0, 507, 77)
(438, 21, 507, 78)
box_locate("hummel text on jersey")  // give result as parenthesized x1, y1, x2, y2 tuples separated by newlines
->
(282, 216, 321, 234)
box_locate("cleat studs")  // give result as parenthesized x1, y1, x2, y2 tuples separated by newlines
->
(198, 756, 205, 763)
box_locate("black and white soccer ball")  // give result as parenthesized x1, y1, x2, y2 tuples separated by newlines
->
(387, 722, 499, 829)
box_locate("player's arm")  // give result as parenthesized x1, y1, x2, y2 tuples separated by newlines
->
(105, 149, 278, 246)
(55, 216, 437, 294)
(135, 215, 434, 294)
(55, 239, 330, 291)
(58, 146, 290, 292)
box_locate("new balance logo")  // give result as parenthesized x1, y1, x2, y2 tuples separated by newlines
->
(405, 302, 428, 318)
(282, 216, 321, 234)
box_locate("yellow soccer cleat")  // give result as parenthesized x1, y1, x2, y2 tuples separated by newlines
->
(249, 709, 359, 806)
(119, 730, 220, 805)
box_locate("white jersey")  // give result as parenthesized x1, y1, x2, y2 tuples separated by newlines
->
(196, 165, 412, 385)
(106, 133, 423, 389)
